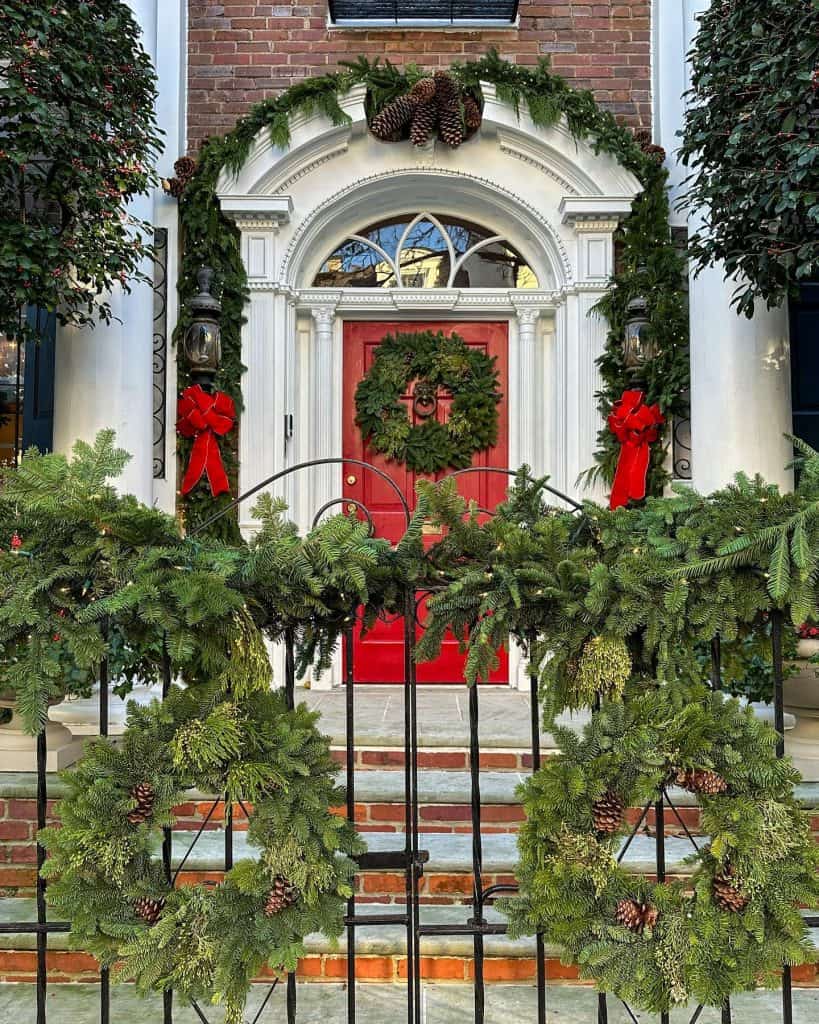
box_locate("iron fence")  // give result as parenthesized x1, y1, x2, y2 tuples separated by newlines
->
(0, 460, 815, 1024)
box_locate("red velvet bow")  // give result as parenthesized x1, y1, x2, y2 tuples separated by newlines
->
(177, 385, 236, 497)
(607, 389, 664, 510)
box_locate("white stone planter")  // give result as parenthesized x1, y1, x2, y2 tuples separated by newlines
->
(0, 696, 85, 772)
(783, 638, 819, 781)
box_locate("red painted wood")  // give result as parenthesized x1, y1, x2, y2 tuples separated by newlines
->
(342, 321, 510, 684)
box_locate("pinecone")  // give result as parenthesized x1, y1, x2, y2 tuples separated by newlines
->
(675, 769, 728, 796)
(462, 94, 483, 134)
(133, 896, 165, 925)
(438, 106, 465, 148)
(615, 898, 659, 934)
(173, 156, 197, 184)
(712, 866, 749, 913)
(433, 70, 459, 110)
(370, 94, 418, 141)
(592, 790, 625, 835)
(126, 782, 156, 825)
(409, 77, 436, 104)
(264, 876, 300, 916)
(410, 101, 438, 147)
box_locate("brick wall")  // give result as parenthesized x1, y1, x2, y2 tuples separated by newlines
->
(187, 1, 652, 151)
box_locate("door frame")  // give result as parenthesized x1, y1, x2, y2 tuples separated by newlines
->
(288, 297, 559, 691)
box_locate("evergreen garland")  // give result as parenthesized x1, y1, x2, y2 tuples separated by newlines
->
(505, 680, 819, 1012)
(354, 330, 501, 474)
(174, 50, 688, 534)
(40, 686, 363, 1024)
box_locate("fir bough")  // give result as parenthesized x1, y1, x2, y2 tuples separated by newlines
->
(40, 687, 364, 1024)
(504, 680, 819, 1012)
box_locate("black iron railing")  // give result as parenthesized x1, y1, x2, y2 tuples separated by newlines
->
(1, 460, 815, 1023)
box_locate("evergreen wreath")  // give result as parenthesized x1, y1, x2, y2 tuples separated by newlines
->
(505, 680, 819, 1012)
(39, 686, 364, 1024)
(354, 330, 501, 475)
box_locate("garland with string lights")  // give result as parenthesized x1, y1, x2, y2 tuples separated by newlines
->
(174, 49, 688, 535)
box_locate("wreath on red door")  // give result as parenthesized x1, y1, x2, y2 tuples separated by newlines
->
(354, 330, 501, 474)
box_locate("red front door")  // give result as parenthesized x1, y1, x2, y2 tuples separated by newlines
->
(342, 321, 510, 683)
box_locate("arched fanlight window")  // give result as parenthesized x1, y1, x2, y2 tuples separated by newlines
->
(313, 213, 539, 289)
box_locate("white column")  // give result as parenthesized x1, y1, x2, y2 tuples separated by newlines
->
(561, 212, 622, 504)
(511, 306, 541, 474)
(309, 303, 341, 514)
(654, 0, 793, 493)
(53, 0, 161, 502)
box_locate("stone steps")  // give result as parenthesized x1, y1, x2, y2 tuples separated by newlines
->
(4, 982, 819, 1024)
(1, 900, 817, 987)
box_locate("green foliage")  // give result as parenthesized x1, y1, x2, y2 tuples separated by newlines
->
(504, 680, 819, 1012)
(0, 0, 161, 339)
(40, 687, 364, 1024)
(680, 0, 819, 317)
(176, 50, 687, 531)
(354, 330, 501, 473)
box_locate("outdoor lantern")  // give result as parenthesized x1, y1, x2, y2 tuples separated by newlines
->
(184, 266, 222, 389)
(622, 286, 657, 374)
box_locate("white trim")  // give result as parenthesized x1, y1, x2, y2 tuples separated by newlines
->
(326, 16, 519, 31)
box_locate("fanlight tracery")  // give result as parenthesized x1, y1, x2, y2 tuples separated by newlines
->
(313, 212, 538, 289)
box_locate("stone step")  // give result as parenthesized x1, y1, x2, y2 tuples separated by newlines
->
(1, 900, 816, 987)
(162, 828, 704, 877)
(3, 982, 819, 1024)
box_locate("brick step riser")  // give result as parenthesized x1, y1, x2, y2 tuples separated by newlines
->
(1, 950, 817, 986)
(331, 750, 539, 771)
(0, 867, 702, 903)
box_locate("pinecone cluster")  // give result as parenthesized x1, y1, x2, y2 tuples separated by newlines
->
(712, 866, 749, 913)
(162, 155, 198, 199)
(615, 897, 659, 934)
(592, 789, 625, 835)
(133, 896, 165, 925)
(126, 781, 155, 825)
(674, 768, 728, 796)
(264, 875, 300, 916)
(369, 72, 482, 149)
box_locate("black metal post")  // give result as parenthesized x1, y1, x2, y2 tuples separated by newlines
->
(284, 627, 297, 1024)
(468, 682, 485, 1024)
(655, 795, 669, 1024)
(35, 727, 47, 1024)
(345, 626, 356, 1024)
(526, 630, 546, 1024)
(403, 589, 420, 1024)
(161, 639, 174, 1024)
(771, 610, 794, 1023)
(710, 635, 721, 690)
(99, 649, 110, 1024)
(597, 992, 608, 1024)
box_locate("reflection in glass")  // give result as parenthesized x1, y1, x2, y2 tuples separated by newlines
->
(313, 213, 538, 290)
(0, 335, 23, 467)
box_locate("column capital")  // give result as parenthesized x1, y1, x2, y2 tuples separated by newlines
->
(310, 303, 338, 333)
(511, 303, 544, 332)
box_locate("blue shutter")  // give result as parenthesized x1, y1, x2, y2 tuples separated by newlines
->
(21, 307, 56, 453)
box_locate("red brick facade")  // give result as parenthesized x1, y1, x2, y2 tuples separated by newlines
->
(187, 1, 652, 151)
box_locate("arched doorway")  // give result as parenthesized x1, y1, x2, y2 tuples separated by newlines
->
(216, 80, 641, 686)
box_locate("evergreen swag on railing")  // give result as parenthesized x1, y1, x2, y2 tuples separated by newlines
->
(173, 49, 689, 537)
(5, 434, 819, 1016)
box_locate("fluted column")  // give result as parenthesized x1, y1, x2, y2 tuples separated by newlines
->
(310, 303, 341, 515)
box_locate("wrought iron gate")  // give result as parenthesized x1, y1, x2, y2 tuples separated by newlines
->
(1, 460, 816, 1024)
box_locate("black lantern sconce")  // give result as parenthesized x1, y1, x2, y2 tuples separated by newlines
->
(622, 279, 658, 380)
(184, 267, 222, 390)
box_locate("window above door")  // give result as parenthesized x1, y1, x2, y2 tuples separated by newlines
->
(327, 0, 518, 29)
(313, 212, 539, 290)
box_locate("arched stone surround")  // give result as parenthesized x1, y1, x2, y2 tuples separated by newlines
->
(216, 82, 641, 687)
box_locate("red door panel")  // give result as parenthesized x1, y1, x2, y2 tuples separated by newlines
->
(342, 321, 510, 684)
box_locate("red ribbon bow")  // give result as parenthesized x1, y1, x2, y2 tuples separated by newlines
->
(177, 385, 236, 497)
(607, 389, 664, 510)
